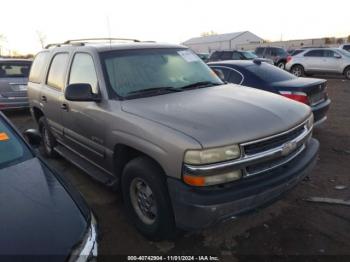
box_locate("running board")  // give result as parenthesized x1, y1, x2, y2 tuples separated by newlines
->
(54, 144, 116, 186)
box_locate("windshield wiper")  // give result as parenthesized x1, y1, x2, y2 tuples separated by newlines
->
(124, 86, 182, 98)
(179, 81, 221, 90)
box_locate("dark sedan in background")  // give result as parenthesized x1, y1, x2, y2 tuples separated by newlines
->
(0, 59, 32, 110)
(208, 60, 330, 126)
(0, 112, 97, 261)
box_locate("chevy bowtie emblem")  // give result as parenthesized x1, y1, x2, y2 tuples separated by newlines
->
(281, 141, 297, 156)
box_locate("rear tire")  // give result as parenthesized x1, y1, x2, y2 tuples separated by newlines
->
(344, 67, 350, 80)
(277, 61, 285, 69)
(122, 156, 176, 241)
(291, 65, 304, 77)
(38, 117, 58, 158)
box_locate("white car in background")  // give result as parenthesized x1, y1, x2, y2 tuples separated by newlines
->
(286, 48, 350, 79)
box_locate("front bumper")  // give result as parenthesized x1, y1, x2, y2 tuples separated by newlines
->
(0, 97, 29, 110)
(312, 98, 330, 126)
(167, 138, 319, 230)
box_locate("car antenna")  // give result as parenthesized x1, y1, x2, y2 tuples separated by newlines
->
(106, 15, 112, 48)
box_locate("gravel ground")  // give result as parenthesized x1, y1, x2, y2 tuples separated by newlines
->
(4, 76, 350, 262)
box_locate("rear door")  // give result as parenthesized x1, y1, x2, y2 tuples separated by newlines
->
(61, 52, 106, 168)
(41, 52, 70, 141)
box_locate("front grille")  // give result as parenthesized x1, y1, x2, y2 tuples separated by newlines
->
(243, 125, 305, 155)
(246, 144, 305, 176)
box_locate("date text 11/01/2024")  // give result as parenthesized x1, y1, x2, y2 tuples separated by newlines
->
(127, 255, 220, 261)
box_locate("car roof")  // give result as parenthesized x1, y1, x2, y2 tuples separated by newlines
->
(0, 58, 32, 62)
(44, 42, 186, 53)
(208, 60, 259, 67)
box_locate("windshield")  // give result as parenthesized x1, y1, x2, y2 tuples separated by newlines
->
(0, 118, 32, 169)
(242, 51, 257, 59)
(246, 62, 296, 82)
(100, 48, 222, 98)
(0, 61, 32, 78)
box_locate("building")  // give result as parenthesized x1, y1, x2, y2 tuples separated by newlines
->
(182, 31, 263, 53)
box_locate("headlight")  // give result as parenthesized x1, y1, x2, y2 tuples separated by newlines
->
(306, 114, 314, 130)
(69, 213, 98, 262)
(184, 144, 240, 165)
(183, 170, 242, 186)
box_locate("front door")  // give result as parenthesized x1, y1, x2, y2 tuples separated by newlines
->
(61, 53, 107, 169)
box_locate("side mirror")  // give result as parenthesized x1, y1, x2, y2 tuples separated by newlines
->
(65, 83, 101, 102)
(23, 129, 41, 148)
(334, 54, 341, 59)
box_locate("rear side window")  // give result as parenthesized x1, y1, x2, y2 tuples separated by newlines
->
(304, 50, 324, 57)
(29, 52, 48, 83)
(343, 45, 350, 51)
(211, 67, 230, 81)
(69, 53, 98, 93)
(0, 61, 32, 78)
(47, 53, 69, 90)
(246, 63, 296, 82)
(228, 70, 243, 84)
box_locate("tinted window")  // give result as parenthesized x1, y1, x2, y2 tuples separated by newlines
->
(291, 49, 304, 56)
(0, 118, 32, 169)
(0, 61, 32, 78)
(304, 50, 324, 57)
(47, 53, 69, 90)
(29, 52, 48, 83)
(343, 45, 350, 51)
(69, 53, 98, 93)
(255, 47, 264, 55)
(221, 51, 233, 60)
(101, 49, 222, 97)
(231, 52, 242, 60)
(211, 67, 230, 81)
(246, 63, 296, 82)
(276, 48, 287, 56)
(323, 50, 336, 57)
(209, 51, 221, 60)
(228, 70, 243, 84)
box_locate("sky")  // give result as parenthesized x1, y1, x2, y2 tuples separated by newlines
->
(0, 0, 349, 54)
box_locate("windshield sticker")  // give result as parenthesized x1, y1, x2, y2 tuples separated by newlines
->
(178, 50, 200, 62)
(0, 132, 9, 141)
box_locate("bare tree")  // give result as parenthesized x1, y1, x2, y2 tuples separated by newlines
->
(200, 30, 218, 37)
(36, 31, 47, 48)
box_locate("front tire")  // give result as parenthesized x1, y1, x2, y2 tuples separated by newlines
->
(291, 65, 304, 77)
(38, 117, 58, 158)
(122, 156, 176, 240)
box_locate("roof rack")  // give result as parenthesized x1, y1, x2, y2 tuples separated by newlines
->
(45, 37, 141, 49)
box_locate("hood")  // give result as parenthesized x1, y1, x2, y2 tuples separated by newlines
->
(121, 84, 311, 148)
(0, 157, 87, 258)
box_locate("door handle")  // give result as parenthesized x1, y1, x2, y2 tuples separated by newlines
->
(61, 103, 69, 111)
(41, 95, 47, 102)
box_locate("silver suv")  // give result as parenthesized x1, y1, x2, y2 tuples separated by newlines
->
(28, 38, 319, 240)
(286, 48, 350, 79)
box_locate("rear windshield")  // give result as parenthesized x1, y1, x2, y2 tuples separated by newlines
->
(0, 118, 32, 169)
(246, 62, 296, 82)
(292, 49, 304, 56)
(0, 61, 32, 78)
